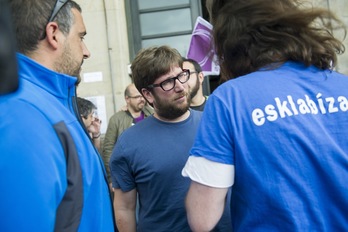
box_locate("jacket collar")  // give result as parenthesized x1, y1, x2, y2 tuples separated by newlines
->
(17, 53, 77, 99)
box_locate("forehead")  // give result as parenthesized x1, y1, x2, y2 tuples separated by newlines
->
(70, 8, 86, 34)
(183, 61, 195, 70)
(156, 66, 182, 82)
(128, 85, 140, 95)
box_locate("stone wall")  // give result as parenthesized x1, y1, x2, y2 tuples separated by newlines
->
(311, 0, 348, 74)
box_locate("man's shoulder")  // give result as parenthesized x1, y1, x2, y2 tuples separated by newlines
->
(1, 96, 62, 151)
(1, 82, 57, 119)
(143, 105, 154, 116)
(110, 110, 132, 120)
(190, 109, 203, 118)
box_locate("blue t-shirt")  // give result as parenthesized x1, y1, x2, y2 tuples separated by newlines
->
(111, 110, 231, 231)
(110, 110, 201, 231)
(190, 62, 348, 231)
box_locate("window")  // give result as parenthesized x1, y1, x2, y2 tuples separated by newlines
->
(125, 0, 202, 59)
(125, 0, 218, 95)
(140, 9, 192, 37)
(138, 0, 190, 11)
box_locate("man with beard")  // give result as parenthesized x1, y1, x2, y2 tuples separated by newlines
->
(0, 0, 115, 231)
(109, 46, 201, 231)
(183, 58, 208, 111)
(103, 83, 153, 186)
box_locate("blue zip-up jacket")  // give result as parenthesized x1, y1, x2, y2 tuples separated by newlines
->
(0, 53, 115, 231)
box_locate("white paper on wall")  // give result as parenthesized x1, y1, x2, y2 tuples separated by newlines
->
(83, 71, 103, 82)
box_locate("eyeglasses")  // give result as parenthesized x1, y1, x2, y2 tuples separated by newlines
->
(48, 0, 69, 22)
(41, 0, 69, 40)
(190, 71, 198, 75)
(127, 95, 143, 100)
(82, 110, 97, 119)
(92, 110, 98, 118)
(147, 69, 190, 91)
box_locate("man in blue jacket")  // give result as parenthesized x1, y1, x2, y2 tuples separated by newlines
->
(0, 0, 115, 231)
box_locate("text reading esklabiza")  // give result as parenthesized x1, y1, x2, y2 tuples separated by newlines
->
(252, 93, 348, 126)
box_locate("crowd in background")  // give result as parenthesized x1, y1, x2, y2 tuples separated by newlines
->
(1, 0, 348, 231)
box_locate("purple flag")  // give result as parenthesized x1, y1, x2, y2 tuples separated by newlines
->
(186, 16, 220, 76)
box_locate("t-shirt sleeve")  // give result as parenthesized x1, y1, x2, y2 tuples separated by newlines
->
(182, 156, 234, 188)
(191, 93, 235, 165)
(109, 135, 136, 192)
(183, 93, 235, 187)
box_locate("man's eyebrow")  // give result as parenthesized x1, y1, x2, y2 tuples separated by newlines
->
(79, 31, 87, 37)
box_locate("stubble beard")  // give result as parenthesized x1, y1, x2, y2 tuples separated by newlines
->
(190, 76, 200, 99)
(130, 101, 145, 113)
(55, 42, 82, 85)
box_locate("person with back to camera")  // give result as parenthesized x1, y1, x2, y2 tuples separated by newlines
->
(0, 0, 115, 231)
(109, 45, 231, 232)
(183, 58, 208, 111)
(182, 0, 348, 231)
(102, 83, 153, 186)
(77, 97, 102, 151)
(182, 57, 232, 229)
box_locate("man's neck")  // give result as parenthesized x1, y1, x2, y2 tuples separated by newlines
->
(190, 94, 206, 107)
(128, 107, 142, 118)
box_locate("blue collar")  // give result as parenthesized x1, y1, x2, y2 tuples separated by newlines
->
(17, 53, 77, 99)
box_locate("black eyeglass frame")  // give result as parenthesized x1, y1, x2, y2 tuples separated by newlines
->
(147, 69, 191, 92)
(127, 95, 144, 99)
(40, 0, 69, 40)
(48, 0, 69, 23)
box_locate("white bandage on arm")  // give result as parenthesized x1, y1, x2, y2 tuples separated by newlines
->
(182, 156, 234, 188)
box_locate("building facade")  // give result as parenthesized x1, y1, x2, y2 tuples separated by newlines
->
(76, 0, 348, 134)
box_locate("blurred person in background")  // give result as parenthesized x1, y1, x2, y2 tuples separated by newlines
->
(183, 58, 208, 111)
(0, 0, 18, 95)
(77, 97, 102, 151)
(103, 83, 153, 186)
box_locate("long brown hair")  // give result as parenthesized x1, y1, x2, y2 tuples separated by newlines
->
(207, 0, 346, 82)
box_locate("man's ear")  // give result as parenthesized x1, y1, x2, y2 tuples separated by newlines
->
(141, 88, 153, 104)
(45, 22, 60, 49)
(198, 72, 205, 84)
(125, 96, 130, 103)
